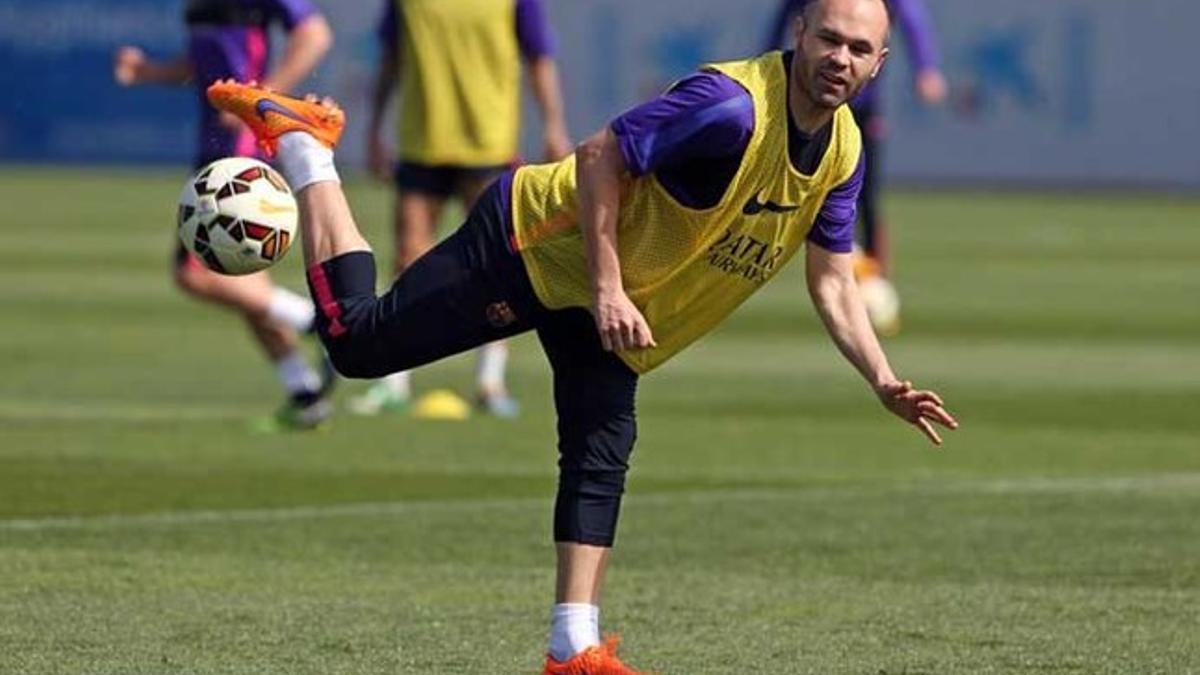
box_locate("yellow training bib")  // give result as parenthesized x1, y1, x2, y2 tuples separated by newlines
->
(512, 51, 862, 373)
(394, 0, 520, 165)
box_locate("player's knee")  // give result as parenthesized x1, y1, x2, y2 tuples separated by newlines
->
(325, 352, 381, 380)
(558, 468, 628, 498)
(557, 410, 637, 474)
(318, 311, 393, 379)
(321, 336, 382, 379)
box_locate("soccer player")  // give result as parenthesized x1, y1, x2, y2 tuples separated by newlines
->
(350, 0, 571, 418)
(766, 0, 947, 334)
(113, 0, 335, 429)
(209, 0, 958, 669)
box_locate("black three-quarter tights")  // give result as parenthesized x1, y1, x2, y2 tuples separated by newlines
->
(306, 179, 638, 547)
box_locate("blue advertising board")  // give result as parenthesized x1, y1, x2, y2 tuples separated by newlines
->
(3, 0, 1198, 187)
(0, 0, 194, 164)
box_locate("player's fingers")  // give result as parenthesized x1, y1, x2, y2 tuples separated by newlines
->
(636, 316, 657, 348)
(631, 321, 651, 349)
(913, 390, 945, 408)
(919, 403, 957, 429)
(620, 320, 635, 349)
(916, 399, 943, 416)
(596, 321, 613, 352)
(915, 417, 943, 446)
(605, 329, 620, 352)
(932, 407, 960, 429)
(914, 396, 957, 425)
(610, 324, 628, 352)
(627, 322, 643, 349)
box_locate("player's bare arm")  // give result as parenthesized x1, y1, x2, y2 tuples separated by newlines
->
(113, 47, 191, 87)
(367, 43, 399, 181)
(261, 15, 333, 94)
(575, 127, 656, 353)
(526, 56, 571, 160)
(805, 242, 957, 444)
(915, 68, 947, 105)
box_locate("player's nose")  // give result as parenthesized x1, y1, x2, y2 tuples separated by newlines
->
(829, 44, 851, 67)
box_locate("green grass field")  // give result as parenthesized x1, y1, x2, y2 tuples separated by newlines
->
(1, 167, 1198, 674)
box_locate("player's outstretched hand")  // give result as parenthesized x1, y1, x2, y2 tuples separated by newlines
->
(915, 69, 948, 106)
(113, 46, 145, 86)
(876, 380, 958, 446)
(593, 289, 656, 353)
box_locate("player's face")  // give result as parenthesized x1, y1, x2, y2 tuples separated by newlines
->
(793, 0, 890, 109)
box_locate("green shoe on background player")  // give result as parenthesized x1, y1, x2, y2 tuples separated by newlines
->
(346, 380, 411, 416)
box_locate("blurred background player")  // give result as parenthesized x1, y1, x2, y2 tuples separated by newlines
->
(765, 0, 947, 334)
(350, 0, 571, 418)
(113, 0, 335, 430)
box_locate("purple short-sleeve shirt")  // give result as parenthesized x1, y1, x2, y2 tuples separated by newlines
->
(187, 0, 321, 165)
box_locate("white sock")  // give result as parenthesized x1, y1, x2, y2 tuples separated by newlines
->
(276, 132, 339, 192)
(380, 371, 411, 399)
(275, 350, 322, 396)
(266, 287, 315, 333)
(475, 341, 508, 393)
(548, 603, 600, 662)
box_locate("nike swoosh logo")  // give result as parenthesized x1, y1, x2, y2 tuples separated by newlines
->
(743, 192, 801, 216)
(258, 199, 296, 214)
(255, 98, 308, 124)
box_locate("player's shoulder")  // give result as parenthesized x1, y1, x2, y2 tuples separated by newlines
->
(655, 71, 755, 142)
(671, 68, 751, 102)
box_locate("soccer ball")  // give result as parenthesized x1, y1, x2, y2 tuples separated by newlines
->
(177, 157, 297, 275)
(859, 274, 902, 337)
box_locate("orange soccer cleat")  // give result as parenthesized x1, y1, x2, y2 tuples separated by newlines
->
(542, 637, 652, 675)
(206, 79, 345, 157)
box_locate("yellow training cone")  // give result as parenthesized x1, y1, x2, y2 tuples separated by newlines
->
(411, 389, 471, 421)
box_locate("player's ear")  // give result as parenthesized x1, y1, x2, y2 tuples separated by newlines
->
(870, 47, 890, 80)
(793, 13, 806, 44)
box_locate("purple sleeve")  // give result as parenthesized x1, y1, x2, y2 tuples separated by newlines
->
(258, 0, 320, 30)
(763, 0, 806, 51)
(377, 0, 398, 48)
(891, 0, 941, 71)
(610, 72, 754, 177)
(516, 0, 556, 60)
(806, 154, 864, 253)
